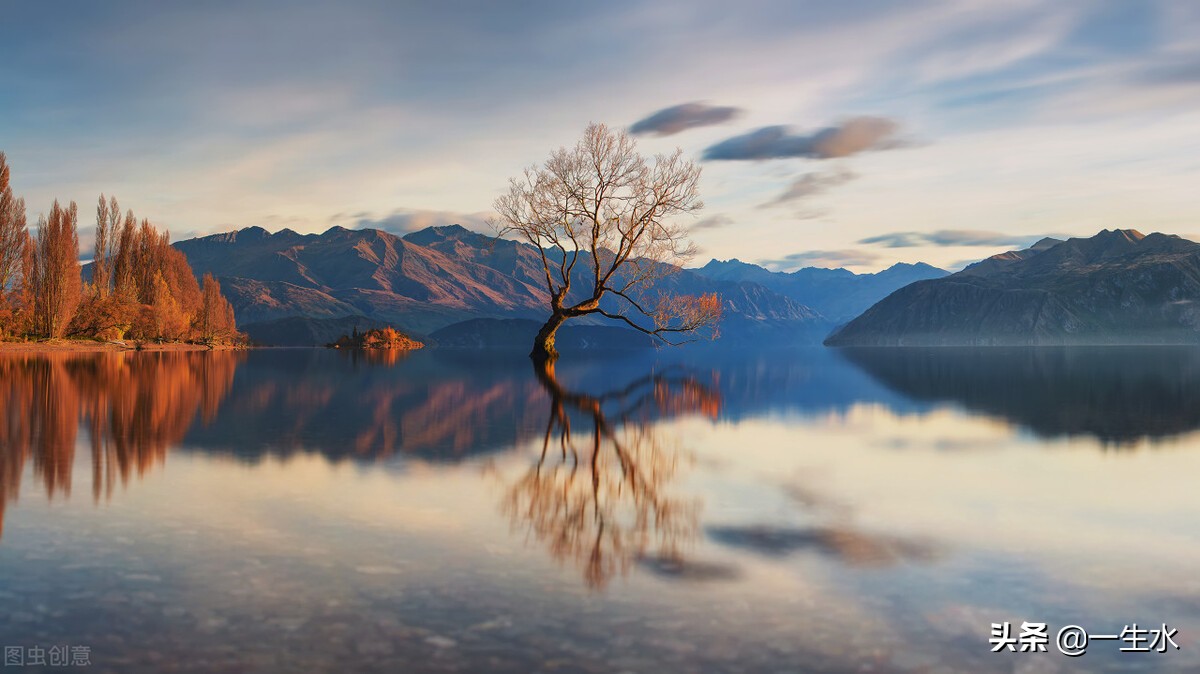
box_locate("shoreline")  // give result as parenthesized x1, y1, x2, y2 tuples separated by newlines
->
(0, 340, 241, 353)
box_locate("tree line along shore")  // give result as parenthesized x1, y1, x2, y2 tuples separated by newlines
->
(0, 152, 243, 350)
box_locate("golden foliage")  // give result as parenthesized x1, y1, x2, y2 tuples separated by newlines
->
(328, 326, 424, 351)
(0, 152, 242, 343)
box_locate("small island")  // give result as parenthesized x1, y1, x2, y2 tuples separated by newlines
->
(327, 326, 424, 351)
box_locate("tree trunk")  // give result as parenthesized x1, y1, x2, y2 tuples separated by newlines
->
(531, 312, 568, 363)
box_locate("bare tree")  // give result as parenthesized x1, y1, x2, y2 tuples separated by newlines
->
(493, 123, 722, 361)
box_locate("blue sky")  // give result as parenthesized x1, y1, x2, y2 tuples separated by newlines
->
(2, 0, 1198, 271)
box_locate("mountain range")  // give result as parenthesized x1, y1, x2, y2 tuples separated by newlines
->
(693, 258, 948, 322)
(175, 224, 859, 346)
(826, 229, 1200, 346)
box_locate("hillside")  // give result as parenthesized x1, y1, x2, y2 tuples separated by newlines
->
(175, 224, 830, 345)
(825, 229, 1200, 346)
(695, 258, 947, 322)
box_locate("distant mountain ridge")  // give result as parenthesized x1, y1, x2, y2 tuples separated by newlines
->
(174, 224, 831, 345)
(826, 229, 1200, 346)
(694, 257, 947, 322)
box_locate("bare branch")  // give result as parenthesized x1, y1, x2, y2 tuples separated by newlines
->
(491, 123, 721, 359)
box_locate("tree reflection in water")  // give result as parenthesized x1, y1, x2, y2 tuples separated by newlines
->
(0, 351, 242, 540)
(500, 359, 721, 590)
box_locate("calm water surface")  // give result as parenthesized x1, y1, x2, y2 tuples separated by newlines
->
(0, 346, 1197, 673)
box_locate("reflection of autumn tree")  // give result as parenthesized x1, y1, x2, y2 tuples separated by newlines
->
(501, 360, 720, 590)
(0, 352, 241, 539)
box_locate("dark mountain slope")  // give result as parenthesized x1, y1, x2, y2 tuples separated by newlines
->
(825, 229, 1200, 346)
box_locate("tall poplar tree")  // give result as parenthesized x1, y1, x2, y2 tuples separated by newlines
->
(32, 201, 82, 338)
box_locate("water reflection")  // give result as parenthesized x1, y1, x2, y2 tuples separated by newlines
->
(498, 360, 720, 589)
(838, 346, 1200, 444)
(6, 346, 1198, 545)
(181, 350, 548, 460)
(0, 348, 1198, 672)
(0, 351, 241, 539)
(707, 525, 938, 567)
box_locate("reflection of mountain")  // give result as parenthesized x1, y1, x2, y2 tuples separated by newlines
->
(180, 349, 550, 460)
(179, 348, 910, 463)
(498, 360, 719, 590)
(0, 352, 241, 540)
(839, 346, 1200, 444)
(7, 344, 1187, 547)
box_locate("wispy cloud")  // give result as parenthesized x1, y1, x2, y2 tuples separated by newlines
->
(859, 230, 1057, 248)
(336, 208, 494, 235)
(761, 248, 880, 271)
(761, 167, 857, 208)
(704, 117, 902, 161)
(690, 214, 734, 231)
(630, 102, 742, 136)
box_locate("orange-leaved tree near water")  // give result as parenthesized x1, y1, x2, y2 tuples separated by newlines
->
(70, 216, 231, 343)
(31, 200, 83, 338)
(198, 273, 237, 344)
(0, 150, 242, 343)
(492, 123, 722, 362)
(0, 152, 30, 336)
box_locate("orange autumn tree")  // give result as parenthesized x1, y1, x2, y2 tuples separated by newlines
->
(111, 220, 207, 342)
(74, 206, 239, 344)
(198, 273, 236, 344)
(0, 151, 242, 343)
(329, 326, 424, 350)
(31, 200, 83, 338)
(0, 152, 30, 337)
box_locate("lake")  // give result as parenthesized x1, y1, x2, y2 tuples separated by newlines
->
(0, 346, 1197, 673)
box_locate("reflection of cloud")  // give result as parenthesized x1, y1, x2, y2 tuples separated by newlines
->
(629, 102, 741, 136)
(703, 117, 901, 161)
(707, 525, 938, 567)
(636, 555, 742, 583)
(859, 230, 1058, 248)
(761, 249, 880, 271)
(761, 168, 857, 208)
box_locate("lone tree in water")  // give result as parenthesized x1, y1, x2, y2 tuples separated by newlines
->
(493, 123, 722, 362)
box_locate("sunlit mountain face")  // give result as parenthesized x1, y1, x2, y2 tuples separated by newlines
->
(1, 348, 1197, 672)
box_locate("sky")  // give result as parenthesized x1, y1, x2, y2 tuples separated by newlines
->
(2, 0, 1199, 272)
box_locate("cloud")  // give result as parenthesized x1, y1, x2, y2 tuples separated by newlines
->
(690, 214, 733, 231)
(761, 167, 857, 207)
(760, 248, 881, 271)
(335, 208, 494, 235)
(859, 230, 1056, 248)
(703, 116, 901, 161)
(629, 102, 742, 136)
